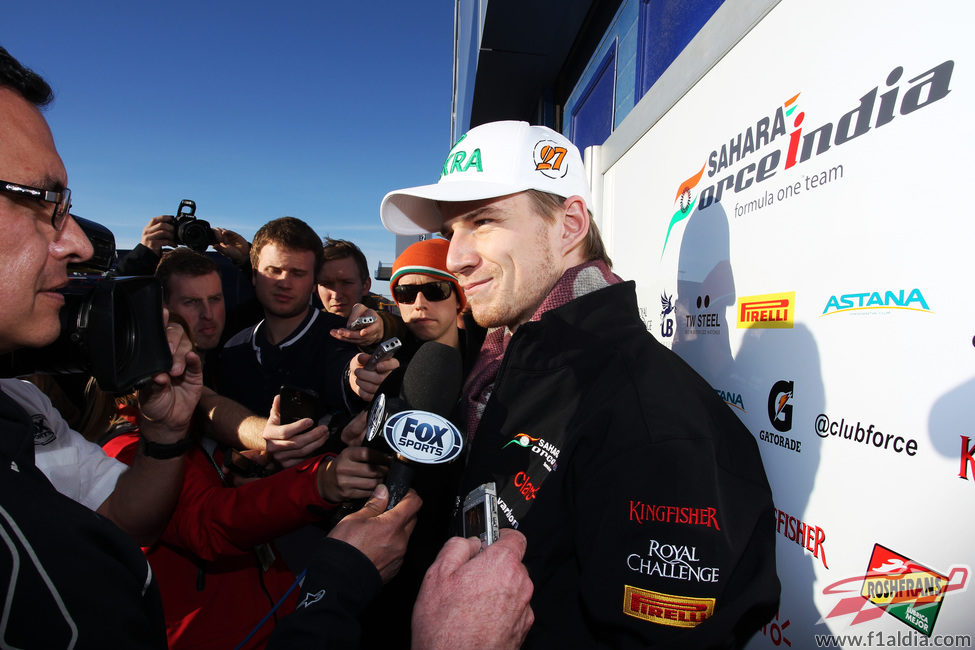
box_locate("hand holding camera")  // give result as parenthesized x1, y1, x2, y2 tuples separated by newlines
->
(139, 215, 177, 255)
(171, 199, 216, 253)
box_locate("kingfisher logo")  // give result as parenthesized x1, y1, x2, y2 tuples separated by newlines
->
(661, 60, 954, 253)
(383, 410, 463, 464)
(737, 292, 795, 329)
(820, 544, 969, 637)
(821, 288, 932, 316)
(534, 140, 568, 178)
(623, 585, 715, 628)
(775, 507, 828, 569)
(960, 435, 975, 481)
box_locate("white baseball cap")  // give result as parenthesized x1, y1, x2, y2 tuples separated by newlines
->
(380, 120, 593, 235)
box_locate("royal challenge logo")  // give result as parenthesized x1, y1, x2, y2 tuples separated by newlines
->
(660, 60, 954, 256)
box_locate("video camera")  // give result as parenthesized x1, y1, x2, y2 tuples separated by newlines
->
(0, 216, 173, 394)
(173, 199, 215, 253)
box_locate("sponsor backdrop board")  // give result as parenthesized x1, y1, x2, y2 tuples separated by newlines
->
(600, 0, 973, 646)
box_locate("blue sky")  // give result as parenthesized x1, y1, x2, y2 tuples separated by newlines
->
(4, 2, 453, 295)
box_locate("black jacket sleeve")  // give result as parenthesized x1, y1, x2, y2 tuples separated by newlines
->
(115, 243, 161, 276)
(268, 538, 383, 649)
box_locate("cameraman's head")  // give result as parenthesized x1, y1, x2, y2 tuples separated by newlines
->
(156, 248, 225, 351)
(0, 46, 92, 354)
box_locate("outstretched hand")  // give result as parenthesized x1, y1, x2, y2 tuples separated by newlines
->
(331, 304, 384, 347)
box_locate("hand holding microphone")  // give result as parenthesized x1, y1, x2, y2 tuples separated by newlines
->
(364, 341, 464, 510)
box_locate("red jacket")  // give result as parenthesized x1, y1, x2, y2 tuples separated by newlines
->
(104, 430, 335, 649)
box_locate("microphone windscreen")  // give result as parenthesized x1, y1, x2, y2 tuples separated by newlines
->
(400, 341, 463, 417)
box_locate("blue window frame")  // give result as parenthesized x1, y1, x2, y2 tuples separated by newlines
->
(636, 0, 724, 98)
(569, 40, 617, 153)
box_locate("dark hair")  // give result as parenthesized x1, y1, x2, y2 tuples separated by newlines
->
(524, 189, 612, 267)
(0, 45, 53, 106)
(250, 217, 324, 274)
(322, 237, 369, 282)
(155, 248, 219, 301)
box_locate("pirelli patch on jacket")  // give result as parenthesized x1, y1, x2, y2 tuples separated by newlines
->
(622, 585, 715, 628)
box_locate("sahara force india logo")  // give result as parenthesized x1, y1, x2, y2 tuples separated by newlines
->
(503, 433, 560, 471)
(660, 60, 954, 257)
(820, 544, 969, 637)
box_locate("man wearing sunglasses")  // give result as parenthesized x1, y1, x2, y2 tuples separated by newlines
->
(381, 121, 780, 648)
(390, 238, 467, 350)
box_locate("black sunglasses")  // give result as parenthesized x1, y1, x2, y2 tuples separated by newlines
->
(393, 280, 454, 304)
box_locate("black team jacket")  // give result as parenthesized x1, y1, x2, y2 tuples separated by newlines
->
(457, 281, 780, 648)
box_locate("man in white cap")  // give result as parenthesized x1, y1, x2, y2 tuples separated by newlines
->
(381, 121, 780, 648)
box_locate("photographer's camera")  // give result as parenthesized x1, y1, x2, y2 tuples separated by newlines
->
(173, 199, 215, 253)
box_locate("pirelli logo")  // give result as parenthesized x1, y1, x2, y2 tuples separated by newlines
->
(623, 585, 715, 628)
(737, 292, 795, 329)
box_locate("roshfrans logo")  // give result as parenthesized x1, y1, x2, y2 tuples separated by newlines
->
(820, 544, 969, 637)
(383, 410, 463, 464)
(533, 140, 568, 178)
(737, 292, 795, 329)
(821, 288, 931, 316)
(661, 60, 954, 255)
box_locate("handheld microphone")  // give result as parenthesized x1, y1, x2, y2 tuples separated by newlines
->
(378, 341, 464, 509)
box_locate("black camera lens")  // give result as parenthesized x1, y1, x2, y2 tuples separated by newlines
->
(176, 217, 215, 253)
